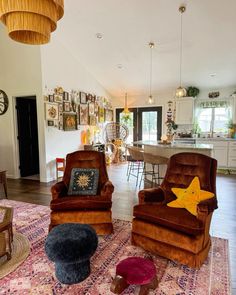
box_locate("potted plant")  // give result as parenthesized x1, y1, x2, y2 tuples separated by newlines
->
(192, 122, 201, 138)
(187, 87, 200, 98)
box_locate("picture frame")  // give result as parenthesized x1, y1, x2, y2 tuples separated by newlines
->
(63, 113, 77, 131)
(80, 92, 87, 104)
(63, 101, 71, 112)
(54, 94, 63, 103)
(89, 102, 95, 116)
(59, 114, 63, 130)
(45, 102, 59, 120)
(98, 107, 105, 123)
(79, 104, 89, 125)
(47, 120, 54, 127)
(89, 115, 96, 126)
(105, 109, 113, 122)
(63, 91, 69, 101)
(48, 95, 54, 102)
(58, 103, 63, 113)
(94, 102, 99, 113)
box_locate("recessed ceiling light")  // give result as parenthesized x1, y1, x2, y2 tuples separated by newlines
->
(210, 73, 216, 77)
(117, 64, 123, 69)
(95, 33, 103, 39)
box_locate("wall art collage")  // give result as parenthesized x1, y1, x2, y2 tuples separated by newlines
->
(44, 87, 113, 131)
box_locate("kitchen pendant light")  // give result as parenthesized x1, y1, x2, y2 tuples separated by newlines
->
(175, 5, 187, 98)
(122, 93, 130, 115)
(148, 42, 155, 104)
(0, 0, 64, 45)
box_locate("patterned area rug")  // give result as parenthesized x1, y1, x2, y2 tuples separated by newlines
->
(0, 200, 231, 295)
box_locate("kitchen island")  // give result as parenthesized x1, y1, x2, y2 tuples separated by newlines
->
(133, 140, 213, 158)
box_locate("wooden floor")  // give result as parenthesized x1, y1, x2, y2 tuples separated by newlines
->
(1, 163, 235, 294)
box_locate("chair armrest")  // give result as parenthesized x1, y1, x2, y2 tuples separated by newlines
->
(138, 187, 165, 204)
(100, 181, 114, 198)
(51, 181, 68, 200)
(197, 197, 218, 220)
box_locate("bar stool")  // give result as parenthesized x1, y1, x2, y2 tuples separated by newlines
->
(56, 158, 65, 181)
(127, 146, 144, 186)
(140, 153, 168, 187)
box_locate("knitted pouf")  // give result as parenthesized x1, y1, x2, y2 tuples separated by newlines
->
(45, 223, 98, 285)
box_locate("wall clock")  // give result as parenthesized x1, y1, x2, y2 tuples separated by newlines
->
(0, 90, 9, 115)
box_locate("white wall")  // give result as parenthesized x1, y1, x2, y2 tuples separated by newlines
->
(0, 25, 46, 181)
(40, 40, 111, 181)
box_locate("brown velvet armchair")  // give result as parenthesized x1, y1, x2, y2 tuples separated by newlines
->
(49, 151, 114, 235)
(132, 152, 218, 268)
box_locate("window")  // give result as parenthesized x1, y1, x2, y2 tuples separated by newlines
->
(198, 106, 230, 135)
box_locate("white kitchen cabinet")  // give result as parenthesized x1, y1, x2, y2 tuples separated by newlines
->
(175, 97, 194, 125)
(232, 95, 236, 124)
(228, 141, 236, 168)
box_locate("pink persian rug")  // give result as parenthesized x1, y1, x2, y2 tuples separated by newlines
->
(0, 200, 231, 295)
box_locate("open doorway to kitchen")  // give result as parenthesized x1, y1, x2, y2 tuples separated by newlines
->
(116, 106, 162, 143)
(16, 96, 40, 180)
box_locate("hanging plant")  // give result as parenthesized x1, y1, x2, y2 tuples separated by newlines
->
(187, 87, 200, 97)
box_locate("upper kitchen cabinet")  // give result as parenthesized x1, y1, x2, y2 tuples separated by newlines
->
(232, 95, 236, 124)
(175, 97, 195, 125)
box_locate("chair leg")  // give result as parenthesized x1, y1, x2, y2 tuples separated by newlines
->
(139, 162, 145, 188)
(136, 162, 140, 186)
(126, 161, 130, 176)
(127, 162, 132, 181)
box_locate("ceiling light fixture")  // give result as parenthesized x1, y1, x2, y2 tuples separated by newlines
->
(148, 42, 155, 104)
(0, 0, 64, 45)
(122, 93, 130, 115)
(96, 33, 103, 39)
(175, 5, 187, 98)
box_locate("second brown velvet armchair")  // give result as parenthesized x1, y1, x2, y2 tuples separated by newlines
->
(132, 152, 218, 268)
(49, 150, 114, 235)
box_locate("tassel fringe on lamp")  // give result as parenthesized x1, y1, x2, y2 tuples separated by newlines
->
(0, 0, 64, 45)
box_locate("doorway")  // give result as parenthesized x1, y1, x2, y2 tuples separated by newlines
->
(16, 96, 40, 178)
(116, 106, 162, 143)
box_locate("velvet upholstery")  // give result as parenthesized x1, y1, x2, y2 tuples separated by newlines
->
(132, 152, 218, 268)
(49, 151, 114, 235)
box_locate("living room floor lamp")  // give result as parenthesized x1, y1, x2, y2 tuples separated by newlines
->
(0, 0, 64, 45)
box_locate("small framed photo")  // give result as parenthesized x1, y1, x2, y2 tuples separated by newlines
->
(63, 101, 71, 112)
(89, 115, 96, 126)
(80, 92, 87, 104)
(105, 109, 113, 122)
(80, 104, 89, 125)
(98, 107, 105, 123)
(63, 113, 77, 131)
(63, 91, 69, 101)
(47, 120, 54, 127)
(48, 95, 54, 102)
(54, 94, 63, 103)
(86, 93, 93, 102)
(59, 113, 63, 130)
(45, 102, 59, 120)
(58, 103, 63, 113)
(94, 102, 99, 113)
(89, 102, 95, 115)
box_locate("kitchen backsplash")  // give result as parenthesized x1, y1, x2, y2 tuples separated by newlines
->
(174, 124, 193, 137)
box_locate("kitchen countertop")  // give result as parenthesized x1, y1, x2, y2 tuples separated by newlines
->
(175, 137, 236, 141)
(133, 140, 213, 150)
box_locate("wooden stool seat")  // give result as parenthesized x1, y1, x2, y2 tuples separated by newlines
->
(110, 257, 158, 295)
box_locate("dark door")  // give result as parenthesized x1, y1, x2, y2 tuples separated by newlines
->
(16, 97, 39, 177)
(116, 106, 162, 143)
(137, 107, 162, 141)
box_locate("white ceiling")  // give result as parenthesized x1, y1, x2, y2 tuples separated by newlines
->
(54, 0, 236, 97)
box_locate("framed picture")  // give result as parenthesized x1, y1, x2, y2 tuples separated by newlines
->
(80, 92, 87, 104)
(94, 102, 99, 113)
(58, 103, 63, 113)
(80, 104, 89, 125)
(59, 114, 63, 130)
(89, 115, 96, 126)
(48, 95, 54, 102)
(63, 91, 69, 101)
(63, 113, 77, 131)
(47, 120, 54, 126)
(54, 94, 63, 103)
(63, 101, 71, 112)
(89, 102, 95, 115)
(45, 103, 59, 120)
(98, 107, 105, 123)
(105, 109, 113, 122)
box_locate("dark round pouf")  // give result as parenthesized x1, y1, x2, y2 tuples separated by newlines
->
(45, 223, 98, 285)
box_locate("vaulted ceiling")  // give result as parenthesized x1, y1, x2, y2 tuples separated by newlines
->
(54, 0, 236, 97)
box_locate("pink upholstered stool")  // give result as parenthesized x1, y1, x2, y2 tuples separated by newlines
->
(110, 257, 158, 295)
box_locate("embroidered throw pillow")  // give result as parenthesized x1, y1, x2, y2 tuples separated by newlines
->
(167, 176, 214, 216)
(68, 168, 99, 196)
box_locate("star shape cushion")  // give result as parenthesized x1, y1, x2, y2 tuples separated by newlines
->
(167, 176, 214, 216)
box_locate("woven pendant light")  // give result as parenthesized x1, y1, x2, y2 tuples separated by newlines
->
(0, 0, 64, 45)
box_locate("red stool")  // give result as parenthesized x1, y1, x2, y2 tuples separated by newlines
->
(56, 158, 65, 181)
(110, 257, 158, 295)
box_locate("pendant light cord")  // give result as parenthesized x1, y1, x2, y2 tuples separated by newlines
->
(179, 8, 184, 87)
(150, 45, 153, 97)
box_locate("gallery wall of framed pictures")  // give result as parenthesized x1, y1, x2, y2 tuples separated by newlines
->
(44, 87, 113, 131)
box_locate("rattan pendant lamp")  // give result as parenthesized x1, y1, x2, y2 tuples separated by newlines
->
(0, 0, 64, 45)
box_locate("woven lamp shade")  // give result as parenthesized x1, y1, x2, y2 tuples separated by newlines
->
(0, 0, 64, 45)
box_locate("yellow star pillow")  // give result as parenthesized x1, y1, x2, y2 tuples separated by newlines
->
(167, 176, 214, 216)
